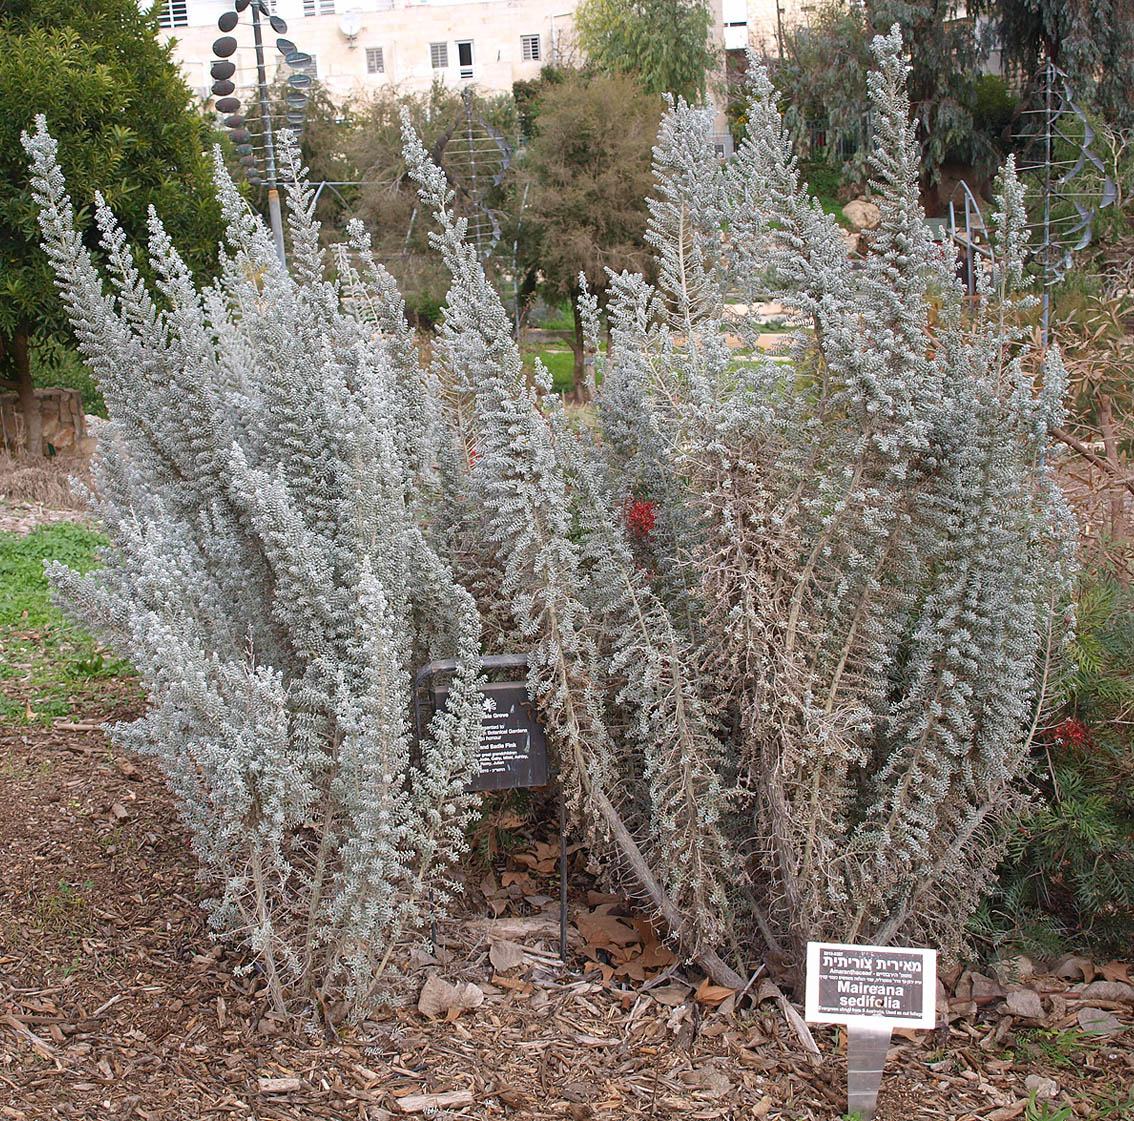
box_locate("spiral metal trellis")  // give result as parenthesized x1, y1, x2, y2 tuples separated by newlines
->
(1013, 60, 1118, 343)
(434, 88, 514, 261)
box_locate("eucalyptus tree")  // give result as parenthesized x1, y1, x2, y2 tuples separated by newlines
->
(972, 0, 1134, 128)
(574, 0, 718, 104)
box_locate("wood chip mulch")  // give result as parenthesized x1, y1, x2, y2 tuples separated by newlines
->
(2, 690, 1132, 1121)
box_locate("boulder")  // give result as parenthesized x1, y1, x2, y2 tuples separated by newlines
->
(838, 228, 863, 256)
(842, 198, 881, 231)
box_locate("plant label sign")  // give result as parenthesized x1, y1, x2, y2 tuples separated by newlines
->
(432, 681, 550, 792)
(806, 942, 937, 1120)
(805, 941, 937, 1027)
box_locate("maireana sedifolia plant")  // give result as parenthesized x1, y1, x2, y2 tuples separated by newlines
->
(427, 27, 1075, 977)
(23, 122, 483, 1019)
(27, 26, 1076, 1004)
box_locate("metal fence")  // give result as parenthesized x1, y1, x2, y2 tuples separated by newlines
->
(801, 115, 872, 164)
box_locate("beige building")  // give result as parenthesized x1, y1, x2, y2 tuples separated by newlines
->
(152, 0, 587, 104)
(150, 0, 793, 106)
(742, 0, 809, 57)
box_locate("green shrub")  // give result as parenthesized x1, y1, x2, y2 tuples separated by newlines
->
(970, 75, 1017, 141)
(980, 570, 1134, 957)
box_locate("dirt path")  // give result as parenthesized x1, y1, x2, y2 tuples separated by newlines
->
(1, 643, 1132, 1120)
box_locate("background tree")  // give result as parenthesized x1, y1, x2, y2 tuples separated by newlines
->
(972, 0, 1134, 130)
(776, 2, 999, 189)
(574, 0, 718, 104)
(867, 2, 989, 179)
(773, 1, 873, 178)
(276, 81, 518, 327)
(513, 70, 660, 392)
(0, 0, 220, 455)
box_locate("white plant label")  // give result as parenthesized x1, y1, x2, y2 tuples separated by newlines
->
(805, 941, 937, 1029)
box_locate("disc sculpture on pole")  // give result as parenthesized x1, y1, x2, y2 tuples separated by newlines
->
(208, 0, 313, 263)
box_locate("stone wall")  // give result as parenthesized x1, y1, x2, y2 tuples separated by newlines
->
(0, 388, 94, 457)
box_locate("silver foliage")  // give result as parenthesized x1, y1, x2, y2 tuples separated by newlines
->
(429, 28, 1075, 970)
(25, 23, 1077, 994)
(23, 123, 483, 1018)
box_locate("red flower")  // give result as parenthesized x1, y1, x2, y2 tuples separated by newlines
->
(1049, 717, 1092, 750)
(625, 498, 658, 542)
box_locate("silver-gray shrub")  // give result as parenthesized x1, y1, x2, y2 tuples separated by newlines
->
(25, 23, 1077, 996)
(22, 121, 484, 1018)
(426, 28, 1076, 976)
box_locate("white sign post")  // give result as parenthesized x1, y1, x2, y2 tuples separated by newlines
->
(805, 942, 937, 1119)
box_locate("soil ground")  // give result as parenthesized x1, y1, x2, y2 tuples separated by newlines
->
(1, 498, 1132, 1121)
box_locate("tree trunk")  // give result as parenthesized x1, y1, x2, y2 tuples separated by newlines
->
(568, 297, 587, 403)
(11, 328, 43, 457)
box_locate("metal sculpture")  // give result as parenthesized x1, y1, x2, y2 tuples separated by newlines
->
(209, 0, 313, 263)
(1014, 60, 1118, 343)
(435, 88, 514, 261)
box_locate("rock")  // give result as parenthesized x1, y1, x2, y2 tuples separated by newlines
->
(1077, 1007, 1126, 1036)
(838, 227, 863, 255)
(1074, 980, 1134, 1003)
(1005, 988, 1045, 1019)
(0, 386, 89, 457)
(842, 198, 881, 230)
(1025, 1075, 1059, 1100)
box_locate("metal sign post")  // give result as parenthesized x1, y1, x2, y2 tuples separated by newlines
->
(805, 941, 938, 1119)
(414, 655, 567, 960)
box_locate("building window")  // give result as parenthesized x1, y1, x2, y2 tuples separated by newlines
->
(521, 34, 540, 61)
(430, 42, 448, 69)
(156, 0, 188, 27)
(303, 0, 336, 14)
(290, 52, 318, 77)
(457, 40, 473, 79)
(366, 46, 384, 74)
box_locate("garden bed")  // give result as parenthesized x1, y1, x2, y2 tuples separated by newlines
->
(1, 520, 1131, 1121)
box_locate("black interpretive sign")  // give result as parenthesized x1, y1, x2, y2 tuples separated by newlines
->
(805, 942, 937, 1028)
(432, 681, 550, 792)
(414, 655, 551, 792)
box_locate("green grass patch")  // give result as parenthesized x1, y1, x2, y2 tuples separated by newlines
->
(0, 522, 132, 726)
(0, 522, 105, 628)
(522, 346, 579, 394)
(532, 301, 576, 332)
